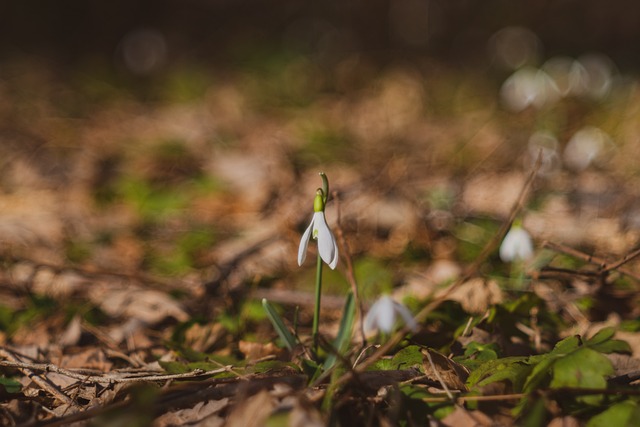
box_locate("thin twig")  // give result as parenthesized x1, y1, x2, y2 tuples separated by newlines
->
(333, 190, 366, 346)
(0, 348, 74, 406)
(0, 357, 231, 384)
(601, 246, 640, 273)
(542, 241, 640, 281)
(421, 393, 526, 403)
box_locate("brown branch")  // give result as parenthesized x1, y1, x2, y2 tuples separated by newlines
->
(542, 241, 640, 281)
(0, 348, 74, 406)
(0, 358, 231, 384)
(29, 374, 307, 427)
(602, 246, 640, 273)
(421, 385, 640, 403)
(332, 189, 366, 347)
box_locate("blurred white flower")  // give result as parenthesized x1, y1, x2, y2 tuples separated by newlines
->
(563, 126, 613, 171)
(119, 28, 167, 75)
(364, 295, 418, 335)
(298, 211, 339, 269)
(500, 67, 559, 112)
(576, 53, 617, 99)
(526, 130, 561, 176)
(499, 225, 534, 262)
(542, 56, 588, 97)
(488, 27, 542, 70)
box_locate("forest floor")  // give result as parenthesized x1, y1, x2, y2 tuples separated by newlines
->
(0, 52, 639, 426)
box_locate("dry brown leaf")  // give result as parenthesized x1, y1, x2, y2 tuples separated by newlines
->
(238, 340, 283, 362)
(60, 347, 112, 371)
(184, 322, 226, 353)
(421, 348, 470, 391)
(547, 416, 580, 427)
(154, 398, 228, 427)
(607, 353, 640, 381)
(59, 315, 83, 347)
(615, 330, 640, 358)
(32, 270, 88, 298)
(225, 389, 274, 427)
(397, 259, 462, 300)
(440, 277, 503, 314)
(289, 400, 324, 427)
(0, 191, 64, 245)
(441, 406, 493, 427)
(89, 283, 188, 324)
(462, 172, 525, 216)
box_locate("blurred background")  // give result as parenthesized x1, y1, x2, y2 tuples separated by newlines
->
(3, 0, 640, 67)
(1, 0, 640, 323)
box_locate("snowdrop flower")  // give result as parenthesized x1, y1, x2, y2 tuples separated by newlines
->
(364, 295, 418, 335)
(500, 67, 559, 112)
(526, 130, 561, 177)
(563, 126, 612, 171)
(298, 189, 339, 269)
(499, 224, 534, 262)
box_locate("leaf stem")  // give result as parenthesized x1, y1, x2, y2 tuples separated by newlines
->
(312, 251, 324, 352)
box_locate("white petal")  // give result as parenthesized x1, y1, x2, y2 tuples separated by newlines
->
(363, 302, 380, 334)
(376, 296, 397, 333)
(328, 229, 339, 269)
(314, 212, 338, 269)
(364, 296, 396, 334)
(392, 301, 419, 332)
(500, 227, 534, 262)
(297, 216, 315, 266)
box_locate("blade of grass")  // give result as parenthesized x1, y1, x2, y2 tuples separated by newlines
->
(323, 292, 355, 371)
(262, 298, 298, 351)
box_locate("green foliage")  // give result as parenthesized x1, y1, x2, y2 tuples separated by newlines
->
(0, 377, 22, 394)
(587, 400, 640, 427)
(261, 299, 298, 351)
(465, 327, 631, 422)
(149, 227, 217, 275)
(466, 356, 533, 390)
(324, 292, 356, 371)
(355, 257, 394, 301)
(65, 239, 92, 264)
(372, 345, 424, 372)
(295, 121, 354, 166)
(160, 65, 211, 103)
(118, 176, 190, 221)
(454, 218, 499, 263)
(483, 293, 564, 345)
(0, 296, 58, 336)
(457, 341, 500, 371)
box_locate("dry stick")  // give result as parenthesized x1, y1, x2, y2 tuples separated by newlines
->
(332, 190, 366, 346)
(542, 241, 640, 281)
(421, 393, 526, 403)
(31, 374, 307, 427)
(0, 357, 231, 384)
(0, 348, 74, 406)
(334, 152, 543, 387)
(601, 245, 640, 273)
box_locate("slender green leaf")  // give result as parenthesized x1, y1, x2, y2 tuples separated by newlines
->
(262, 298, 298, 351)
(323, 292, 355, 371)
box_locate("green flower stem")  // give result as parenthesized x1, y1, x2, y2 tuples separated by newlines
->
(312, 251, 323, 351)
